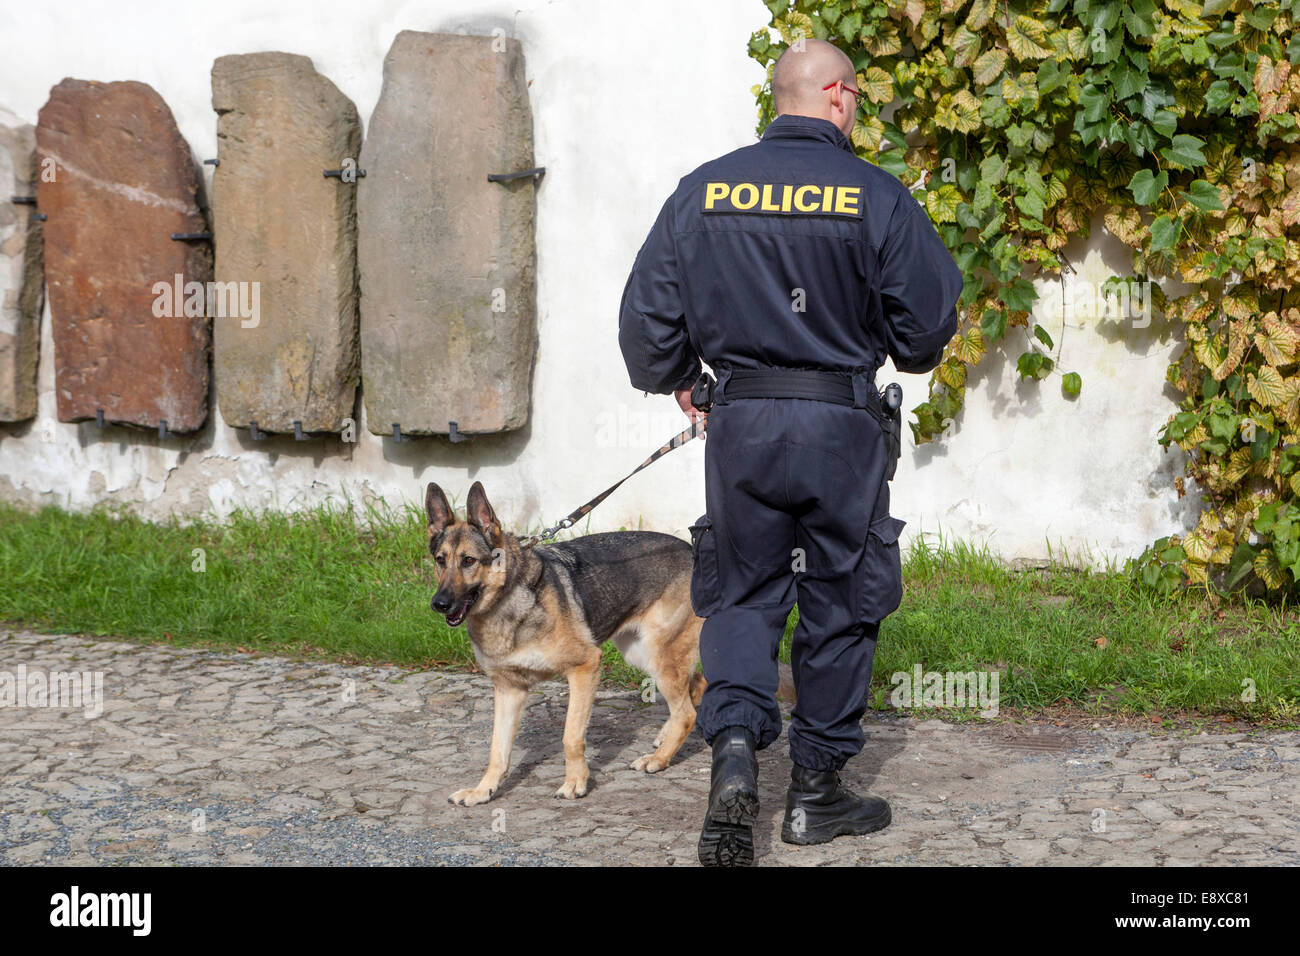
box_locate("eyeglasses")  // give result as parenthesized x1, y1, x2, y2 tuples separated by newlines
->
(822, 80, 865, 102)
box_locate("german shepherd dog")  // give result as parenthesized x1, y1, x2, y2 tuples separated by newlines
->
(425, 481, 707, 805)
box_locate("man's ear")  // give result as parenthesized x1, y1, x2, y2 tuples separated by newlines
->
(425, 483, 455, 542)
(465, 481, 500, 538)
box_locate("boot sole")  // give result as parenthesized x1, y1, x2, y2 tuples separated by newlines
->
(780, 803, 891, 846)
(698, 786, 759, 866)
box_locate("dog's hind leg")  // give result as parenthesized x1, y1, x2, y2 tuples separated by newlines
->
(450, 677, 528, 807)
(631, 612, 703, 774)
(556, 647, 602, 799)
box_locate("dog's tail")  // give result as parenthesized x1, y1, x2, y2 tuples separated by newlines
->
(777, 661, 796, 703)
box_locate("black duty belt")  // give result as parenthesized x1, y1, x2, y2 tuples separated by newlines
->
(724, 368, 862, 407)
(697, 367, 904, 481)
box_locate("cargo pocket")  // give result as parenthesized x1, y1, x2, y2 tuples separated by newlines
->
(688, 514, 723, 617)
(858, 514, 906, 624)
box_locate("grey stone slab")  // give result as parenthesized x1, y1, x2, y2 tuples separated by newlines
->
(0, 108, 43, 422)
(211, 52, 361, 434)
(36, 79, 210, 432)
(358, 31, 537, 436)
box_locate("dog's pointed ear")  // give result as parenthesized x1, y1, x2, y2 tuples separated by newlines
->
(465, 481, 500, 536)
(425, 483, 455, 542)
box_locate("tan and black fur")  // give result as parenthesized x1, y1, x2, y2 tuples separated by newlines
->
(426, 481, 711, 806)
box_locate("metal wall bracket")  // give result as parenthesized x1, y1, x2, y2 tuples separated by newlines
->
(14, 198, 47, 221)
(323, 168, 366, 179)
(487, 166, 545, 184)
(96, 408, 105, 428)
(158, 420, 173, 440)
(392, 423, 405, 443)
(448, 421, 468, 443)
(248, 421, 266, 441)
(171, 232, 213, 241)
(293, 420, 309, 441)
(203, 158, 219, 167)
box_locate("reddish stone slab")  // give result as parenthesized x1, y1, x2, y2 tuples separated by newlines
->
(37, 79, 211, 432)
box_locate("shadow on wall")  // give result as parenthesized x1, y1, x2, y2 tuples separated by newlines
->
(911, 209, 1200, 539)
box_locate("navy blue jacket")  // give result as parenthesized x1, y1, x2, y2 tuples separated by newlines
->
(618, 114, 963, 394)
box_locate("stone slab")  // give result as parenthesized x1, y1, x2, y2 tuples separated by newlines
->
(0, 108, 44, 422)
(36, 79, 210, 432)
(358, 31, 537, 436)
(211, 52, 361, 434)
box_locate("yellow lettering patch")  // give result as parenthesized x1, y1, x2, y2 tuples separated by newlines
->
(701, 182, 863, 218)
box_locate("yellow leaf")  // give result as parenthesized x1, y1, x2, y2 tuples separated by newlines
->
(1247, 364, 1291, 408)
(965, 0, 996, 32)
(1255, 313, 1300, 366)
(866, 21, 903, 57)
(1103, 205, 1143, 247)
(1007, 16, 1053, 60)
(1211, 322, 1252, 381)
(951, 26, 982, 68)
(954, 327, 986, 364)
(775, 12, 816, 43)
(1254, 550, 1287, 590)
(852, 114, 885, 152)
(1223, 447, 1253, 484)
(1183, 533, 1213, 563)
(859, 67, 894, 105)
(935, 359, 967, 390)
(972, 48, 1007, 86)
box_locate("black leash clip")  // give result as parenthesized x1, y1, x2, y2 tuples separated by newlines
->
(880, 382, 903, 481)
(690, 371, 716, 413)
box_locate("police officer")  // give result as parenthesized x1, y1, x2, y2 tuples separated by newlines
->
(618, 38, 962, 866)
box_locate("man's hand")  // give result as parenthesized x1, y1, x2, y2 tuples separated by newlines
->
(674, 387, 708, 434)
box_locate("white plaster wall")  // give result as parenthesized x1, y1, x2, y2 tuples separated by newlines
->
(0, 0, 1194, 564)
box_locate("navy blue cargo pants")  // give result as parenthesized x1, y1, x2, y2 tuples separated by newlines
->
(688, 369, 905, 773)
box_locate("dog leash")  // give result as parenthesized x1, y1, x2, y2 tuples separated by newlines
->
(517, 417, 708, 548)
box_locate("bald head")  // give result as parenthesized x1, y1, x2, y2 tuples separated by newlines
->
(772, 38, 857, 118)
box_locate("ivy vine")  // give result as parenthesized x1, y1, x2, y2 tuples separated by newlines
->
(750, 0, 1300, 598)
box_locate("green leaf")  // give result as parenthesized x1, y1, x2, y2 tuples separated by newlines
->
(1001, 278, 1037, 313)
(1062, 371, 1082, 397)
(981, 308, 1008, 343)
(1121, 0, 1156, 38)
(1243, 6, 1278, 31)
(1150, 214, 1181, 252)
(1034, 324, 1054, 349)
(1128, 168, 1168, 205)
(1160, 134, 1207, 169)
(1112, 57, 1147, 100)
(1016, 351, 1054, 380)
(1182, 179, 1225, 212)
(1150, 109, 1178, 137)
(1080, 84, 1110, 123)
(1204, 80, 1235, 114)
(876, 150, 908, 178)
(980, 154, 1007, 185)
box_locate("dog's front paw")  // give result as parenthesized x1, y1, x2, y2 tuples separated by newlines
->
(554, 778, 589, 799)
(449, 786, 495, 806)
(630, 753, 670, 773)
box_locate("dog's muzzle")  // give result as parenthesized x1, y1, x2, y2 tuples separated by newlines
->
(432, 587, 480, 627)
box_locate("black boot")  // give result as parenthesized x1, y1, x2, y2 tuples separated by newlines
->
(780, 763, 891, 845)
(697, 726, 759, 867)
